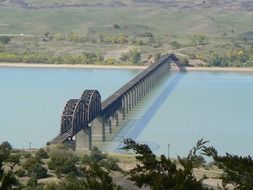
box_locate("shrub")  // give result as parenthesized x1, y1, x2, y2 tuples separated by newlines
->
(48, 154, 78, 176)
(15, 168, 26, 177)
(22, 157, 47, 179)
(170, 41, 181, 49)
(190, 33, 209, 45)
(31, 164, 48, 179)
(120, 48, 142, 65)
(0, 36, 11, 44)
(89, 147, 107, 162)
(154, 52, 161, 62)
(98, 158, 120, 171)
(35, 148, 49, 159)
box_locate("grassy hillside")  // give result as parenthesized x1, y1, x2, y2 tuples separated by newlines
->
(0, 0, 253, 66)
(1, 0, 253, 36)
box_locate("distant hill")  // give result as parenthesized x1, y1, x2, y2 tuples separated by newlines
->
(1, 0, 253, 36)
(0, 0, 252, 66)
(1, 0, 253, 11)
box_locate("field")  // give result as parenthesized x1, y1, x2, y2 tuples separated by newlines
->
(0, 0, 253, 65)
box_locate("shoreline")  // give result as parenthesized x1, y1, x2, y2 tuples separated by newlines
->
(185, 67, 253, 72)
(0, 62, 147, 70)
(1, 62, 253, 72)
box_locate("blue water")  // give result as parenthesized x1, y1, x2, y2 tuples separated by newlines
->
(0, 67, 139, 148)
(0, 67, 253, 158)
(112, 71, 253, 157)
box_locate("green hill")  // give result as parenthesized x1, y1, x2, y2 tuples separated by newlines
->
(0, 0, 253, 66)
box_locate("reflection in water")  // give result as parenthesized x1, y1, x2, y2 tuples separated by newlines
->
(114, 72, 184, 152)
(102, 71, 253, 158)
(1, 68, 253, 158)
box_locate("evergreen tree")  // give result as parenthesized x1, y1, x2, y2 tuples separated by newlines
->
(122, 138, 209, 190)
(202, 146, 253, 190)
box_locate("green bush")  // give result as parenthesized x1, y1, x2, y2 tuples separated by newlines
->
(19, 150, 32, 159)
(154, 52, 161, 62)
(0, 45, 4, 52)
(22, 157, 47, 179)
(89, 146, 107, 162)
(98, 158, 120, 171)
(48, 154, 78, 176)
(170, 41, 181, 49)
(35, 148, 49, 159)
(0, 36, 11, 44)
(190, 33, 208, 45)
(15, 168, 26, 177)
(120, 48, 142, 65)
(31, 164, 48, 179)
(0, 52, 104, 65)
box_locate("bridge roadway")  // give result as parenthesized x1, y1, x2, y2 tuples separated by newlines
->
(50, 53, 184, 150)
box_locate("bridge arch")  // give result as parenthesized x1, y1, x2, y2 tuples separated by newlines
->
(51, 54, 184, 147)
(60, 90, 101, 137)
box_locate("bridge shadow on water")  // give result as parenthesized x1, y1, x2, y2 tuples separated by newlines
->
(114, 71, 185, 152)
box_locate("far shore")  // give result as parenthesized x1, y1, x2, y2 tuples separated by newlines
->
(0, 62, 147, 70)
(1, 62, 253, 72)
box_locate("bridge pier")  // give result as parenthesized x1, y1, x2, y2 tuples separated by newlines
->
(91, 118, 105, 142)
(75, 127, 92, 151)
(104, 118, 112, 133)
(112, 112, 119, 127)
(117, 109, 125, 121)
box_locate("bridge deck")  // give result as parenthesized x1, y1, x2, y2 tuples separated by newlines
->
(50, 53, 184, 145)
(101, 54, 176, 111)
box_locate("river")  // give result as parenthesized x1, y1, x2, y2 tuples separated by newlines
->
(0, 67, 253, 157)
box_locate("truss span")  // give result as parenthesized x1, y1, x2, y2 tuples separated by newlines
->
(50, 90, 101, 144)
(50, 53, 184, 146)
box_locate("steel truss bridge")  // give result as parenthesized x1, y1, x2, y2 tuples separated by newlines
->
(50, 54, 185, 150)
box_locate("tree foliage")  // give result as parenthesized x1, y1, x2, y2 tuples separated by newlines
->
(48, 153, 78, 176)
(0, 36, 11, 44)
(0, 52, 104, 65)
(209, 49, 252, 67)
(202, 146, 253, 190)
(0, 141, 19, 190)
(190, 33, 208, 46)
(43, 162, 123, 190)
(36, 148, 49, 159)
(120, 48, 142, 65)
(82, 147, 121, 172)
(22, 157, 47, 179)
(122, 138, 208, 190)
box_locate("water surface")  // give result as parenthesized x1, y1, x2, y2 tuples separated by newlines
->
(106, 71, 253, 157)
(0, 67, 139, 148)
(0, 67, 253, 158)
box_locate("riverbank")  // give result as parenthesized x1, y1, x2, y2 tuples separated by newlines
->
(1, 62, 253, 72)
(186, 66, 253, 72)
(0, 62, 147, 70)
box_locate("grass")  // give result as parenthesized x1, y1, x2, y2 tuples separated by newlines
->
(1, 1, 253, 36)
(0, 0, 253, 64)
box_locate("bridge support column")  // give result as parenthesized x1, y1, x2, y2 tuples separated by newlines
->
(141, 81, 144, 98)
(105, 118, 112, 133)
(127, 92, 132, 111)
(117, 110, 124, 121)
(136, 84, 140, 103)
(125, 93, 129, 114)
(112, 112, 119, 126)
(110, 115, 118, 132)
(91, 118, 105, 142)
(75, 127, 92, 151)
(134, 87, 138, 106)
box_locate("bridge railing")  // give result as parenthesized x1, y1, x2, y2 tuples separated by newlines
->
(100, 54, 176, 117)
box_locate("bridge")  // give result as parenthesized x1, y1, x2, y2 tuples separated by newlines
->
(50, 53, 185, 150)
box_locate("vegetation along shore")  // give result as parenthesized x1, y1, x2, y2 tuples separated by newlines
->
(1, 62, 253, 73)
(1, 0, 253, 69)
